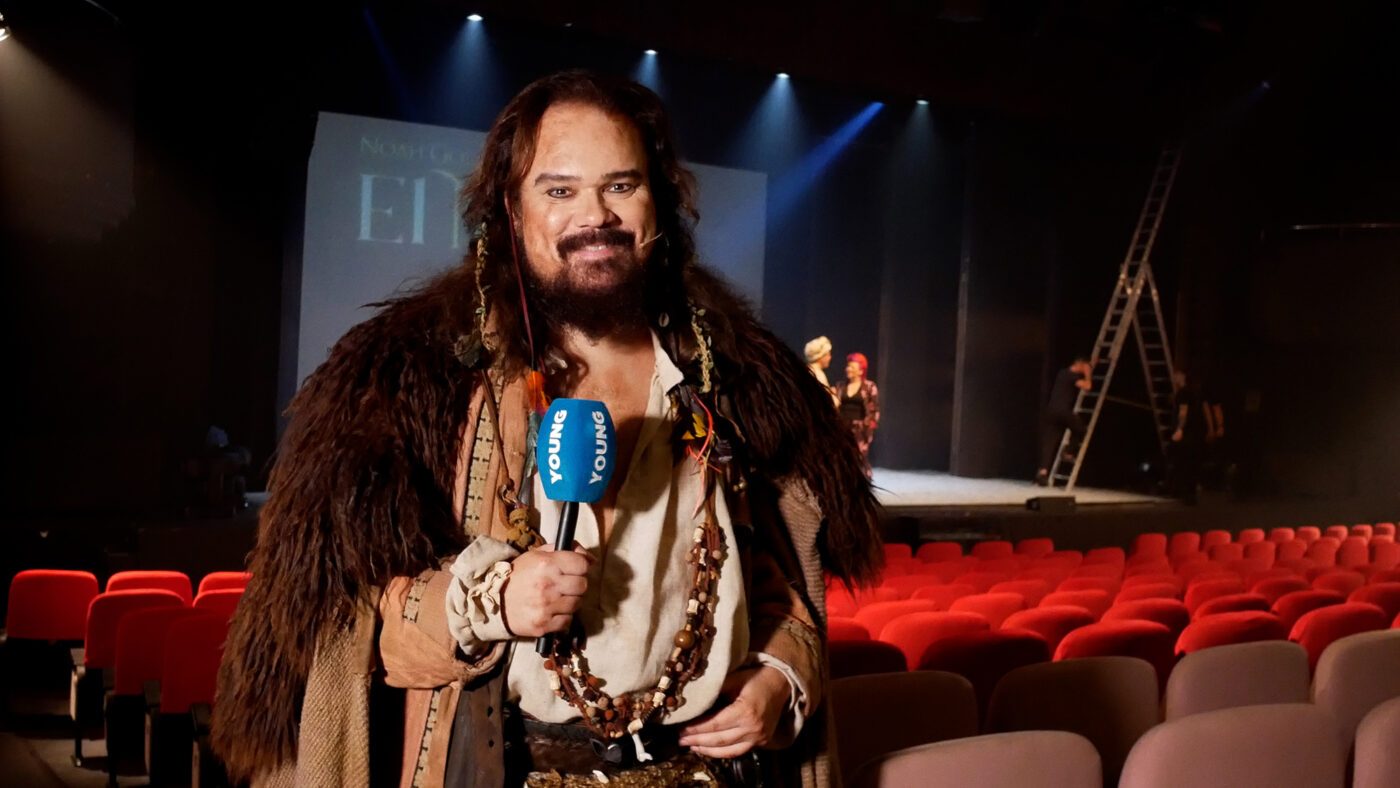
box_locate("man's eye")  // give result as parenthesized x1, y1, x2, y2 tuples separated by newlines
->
(547, 188, 572, 198)
(607, 183, 636, 194)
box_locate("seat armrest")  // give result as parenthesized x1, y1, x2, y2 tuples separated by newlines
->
(143, 679, 162, 714)
(191, 703, 212, 735)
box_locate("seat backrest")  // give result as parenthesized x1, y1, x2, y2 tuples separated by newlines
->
(106, 570, 193, 605)
(919, 629, 1050, 717)
(1114, 582, 1181, 604)
(1184, 577, 1247, 614)
(854, 599, 940, 638)
(971, 540, 1014, 560)
(1349, 582, 1400, 622)
(1271, 589, 1345, 630)
(1192, 593, 1271, 620)
(159, 613, 230, 714)
(1201, 530, 1231, 550)
(831, 670, 978, 785)
(1267, 527, 1296, 543)
(1118, 703, 1345, 788)
(1039, 589, 1113, 620)
(1164, 640, 1309, 719)
(1237, 528, 1265, 544)
(1312, 569, 1366, 597)
(880, 611, 990, 670)
(1132, 533, 1168, 558)
(916, 541, 963, 563)
(1001, 606, 1095, 655)
(193, 588, 244, 620)
(5, 569, 99, 641)
(1243, 540, 1277, 565)
(849, 730, 1102, 788)
(1015, 537, 1055, 558)
(1053, 620, 1176, 693)
(1338, 537, 1371, 568)
(909, 583, 977, 608)
(1354, 696, 1400, 788)
(196, 571, 252, 595)
(1058, 575, 1121, 596)
(987, 656, 1160, 785)
(989, 579, 1051, 607)
(1372, 540, 1400, 571)
(112, 607, 205, 695)
(1168, 532, 1201, 557)
(1102, 599, 1191, 643)
(1296, 526, 1322, 543)
(1311, 628, 1400, 744)
(829, 640, 907, 679)
(883, 543, 914, 562)
(828, 616, 871, 642)
(1252, 575, 1310, 605)
(1290, 602, 1389, 671)
(948, 592, 1026, 629)
(83, 589, 185, 668)
(1174, 611, 1288, 656)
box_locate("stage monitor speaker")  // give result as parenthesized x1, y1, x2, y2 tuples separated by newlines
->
(1026, 495, 1076, 514)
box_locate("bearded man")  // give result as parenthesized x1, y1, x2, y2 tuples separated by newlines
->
(212, 70, 881, 788)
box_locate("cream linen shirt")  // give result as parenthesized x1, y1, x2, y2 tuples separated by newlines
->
(446, 333, 807, 729)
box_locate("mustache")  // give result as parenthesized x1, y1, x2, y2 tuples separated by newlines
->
(556, 228, 636, 258)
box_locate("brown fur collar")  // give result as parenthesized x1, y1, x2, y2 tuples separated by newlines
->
(211, 261, 881, 782)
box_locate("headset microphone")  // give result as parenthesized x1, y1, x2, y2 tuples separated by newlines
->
(534, 398, 617, 655)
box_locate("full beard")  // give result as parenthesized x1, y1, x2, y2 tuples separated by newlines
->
(523, 228, 649, 341)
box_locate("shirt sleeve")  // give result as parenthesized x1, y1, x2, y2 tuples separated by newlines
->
(745, 539, 823, 745)
(444, 536, 522, 655)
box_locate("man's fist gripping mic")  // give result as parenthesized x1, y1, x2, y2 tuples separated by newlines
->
(535, 398, 617, 655)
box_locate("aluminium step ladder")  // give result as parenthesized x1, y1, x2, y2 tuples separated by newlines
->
(1048, 146, 1180, 490)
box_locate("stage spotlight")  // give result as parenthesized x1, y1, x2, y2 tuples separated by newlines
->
(644, 48, 657, 56)
(467, 13, 482, 22)
(776, 72, 790, 80)
(916, 99, 929, 106)
(0, 13, 11, 43)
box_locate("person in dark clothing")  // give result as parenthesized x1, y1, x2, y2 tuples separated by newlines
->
(1035, 357, 1093, 485)
(1169, 369, 1207, 502)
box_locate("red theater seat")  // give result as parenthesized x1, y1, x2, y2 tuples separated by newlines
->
(1192, 593, 1272, 620)
(146, 613, 230, 786)
(1312, 570, 1366, 598)
(1306, 539, 1340, 567)
(1370, 541, 1400, 571)
(1103, 598, 1191, 643)
(193, 588, 244, 621)
(1237, 528, 1265, 544)
(106, 571, 193, 606)
(1122, 572, 1183, 591)
(1276, 539, 1308, 562)
(1168, 532, 1201, 558)
(1370, 568, 1400, 585)
(104, 607, 206, 779)
(953, 571, 1013, 593)
(1055, 620, 1176, 692)
(949, 592, 1026, 629)
(1125, 557, 1174, 576)
(1296, 526, 1321, 543)
(917, 629, 1051, 718)
(1267, 527, 1296, 543)
(1201, 530, 1231, 550)
(1350, 583, 1400, 623)
(1350, 524, 1374, 540)
(880, 611, 990, 670)
(971, 540, 1015, 561)
(1015, 537, 1055, 558)
(1057, 575, 1121, 596)
(828, 617, 871, 642)
(1132, 533, 1168, 558)
(1184, 578, 1247, 614)
(1243, 540, 1277, 567)
(1175, 610, 1288, 656)
(1001, 606, 1095, 655)
(1208, 543, 1245, 563)
(1289, 602, 1389, 671)
(830, 640, 907, 679)
(1040, 589, 1113, 620)
(988, 579, 1051, 607)
(1323, 525, 1350, 541)
(1252, 576, 1310, 605)
(909, 582, 978, 609)
(854, 600, 940, 639)
(5, 569, 99, 642)
(1338, 537, 1371, 569)
(1374, 522, 1397, 539)
(883, 543, 914, 562)
(1271, 589, 1346, 630)
(196, 571, 252, 595)
(1115, 582, 1181, 604)
(1083, 546, 1125, 566)
(916, 541, 963, 563)
(880, 574, 946, 599)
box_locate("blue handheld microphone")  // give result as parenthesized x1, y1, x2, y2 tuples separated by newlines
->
(534, 398, 617, 654)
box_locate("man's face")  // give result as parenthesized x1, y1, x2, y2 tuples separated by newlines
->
(818, 352, 832, 369)
(516, 102, 657, 312)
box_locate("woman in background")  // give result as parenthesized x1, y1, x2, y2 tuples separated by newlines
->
(834, 352, 879, 476)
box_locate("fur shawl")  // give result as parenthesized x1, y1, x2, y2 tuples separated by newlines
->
(211, 261, 882, 781)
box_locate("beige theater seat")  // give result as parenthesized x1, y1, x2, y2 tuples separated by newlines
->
(849, 730, 1101, 788)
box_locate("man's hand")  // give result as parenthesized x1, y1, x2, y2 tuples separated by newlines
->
(677, 666, 790, 759)
(1172, 429, 1184, 443)
(500, 546, 591, 637)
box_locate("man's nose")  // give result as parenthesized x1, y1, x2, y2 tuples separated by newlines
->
(576, 190, 619, 228)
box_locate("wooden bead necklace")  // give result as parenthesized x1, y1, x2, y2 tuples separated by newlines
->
(541, 501, 724, 742)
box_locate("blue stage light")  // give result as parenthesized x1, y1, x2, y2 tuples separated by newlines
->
(467, 14, 483, 22)
(644, 49, 658, 56)
(776, 72, 790, 80)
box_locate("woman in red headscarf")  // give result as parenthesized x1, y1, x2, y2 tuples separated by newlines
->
(833, 352, 879, 475)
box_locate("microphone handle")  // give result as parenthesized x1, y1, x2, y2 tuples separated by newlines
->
(536, 501, 579, 655)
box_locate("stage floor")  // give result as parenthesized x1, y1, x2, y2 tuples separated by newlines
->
(871, 468, 1167, 510)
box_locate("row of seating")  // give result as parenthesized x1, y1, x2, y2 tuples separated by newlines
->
(833, 630, 1400, 787)
(2, 568, 248, 786)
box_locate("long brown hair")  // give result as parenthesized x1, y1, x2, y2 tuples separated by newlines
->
(461, 69, 700, 371)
